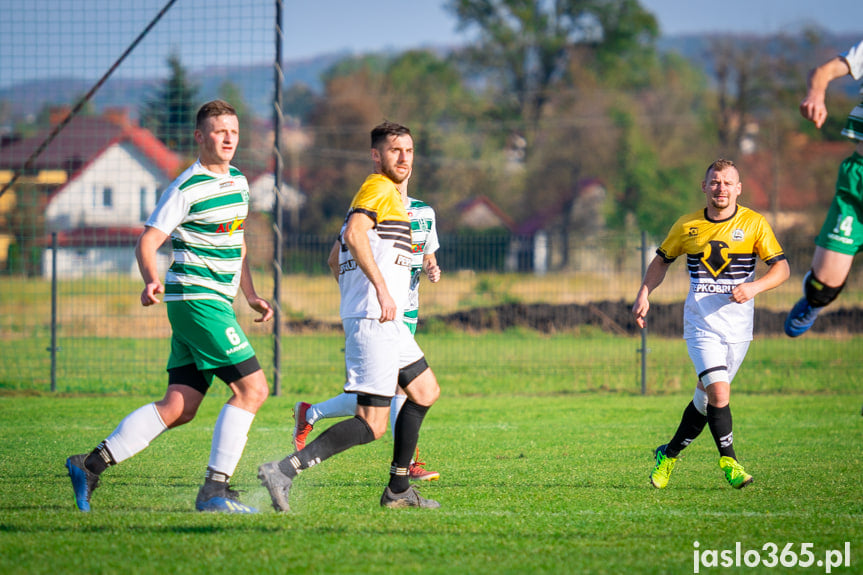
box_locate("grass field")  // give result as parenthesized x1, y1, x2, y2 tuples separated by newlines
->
(0, 394, 860, 574)
(1, 332, 862, 574)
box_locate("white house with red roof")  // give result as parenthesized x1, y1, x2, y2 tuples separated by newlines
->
(0, 108, 182, 277)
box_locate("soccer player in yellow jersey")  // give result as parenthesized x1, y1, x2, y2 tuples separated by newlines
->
(258, 122, 442, 510)
(632, 159, 789, 490)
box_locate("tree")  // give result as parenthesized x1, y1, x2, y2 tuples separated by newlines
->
(446, 0, 659, 146)
(299, 59, 387, 234)
(6, 183, 45, 276)
(283, 83, 318, 123)
(216, 81, 268, 173)
(139, 50, 199, 159)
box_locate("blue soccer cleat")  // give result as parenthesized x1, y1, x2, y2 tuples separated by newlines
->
(784, 296, 821, 337)
(195, 481, 257, 514)
(66, 454, 100, 512)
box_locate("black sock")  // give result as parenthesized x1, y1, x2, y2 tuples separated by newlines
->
(278, 415, 375, 478)
(389, 401, 430, 493)
(665, 402, 708, 458)
(707, 404, 736, 459)
(84, 441, 116, 475)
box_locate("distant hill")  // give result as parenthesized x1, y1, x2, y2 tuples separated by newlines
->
(0, 52, 345, 123)
(658, 31, 862, 96)
(3, 31, 860, 124)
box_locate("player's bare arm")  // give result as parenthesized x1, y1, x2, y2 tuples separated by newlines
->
(239, 239, 273, 322)
(135, 226, 169, 306)
(327, 240, 340, 281)
(801, 56, 852, 128)
(423, 253, 441, 283)
(729, 259, 790, 304)
(343, 211, 397, 322)
(632, 255, 671, 329)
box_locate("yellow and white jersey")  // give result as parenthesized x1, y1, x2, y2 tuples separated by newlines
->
(657, 205, 786, 343)
(337, 174, 413, 320)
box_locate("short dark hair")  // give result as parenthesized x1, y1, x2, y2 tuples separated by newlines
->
(370, 121, 411, 149)
(705, 158, 738, 179)
(196, 100, 237, 129)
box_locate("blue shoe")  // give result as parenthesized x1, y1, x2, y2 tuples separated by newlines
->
(784, 296, 821, 337)
(195, 496, 257, 513)
(66, 454, 99, 512)
(195, 481, 257, 514)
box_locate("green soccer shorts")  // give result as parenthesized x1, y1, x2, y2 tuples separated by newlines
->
(815, 152, 863, 256)
(166, 299, 257, 373)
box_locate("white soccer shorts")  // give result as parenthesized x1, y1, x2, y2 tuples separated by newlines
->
(342, 318, 424, 397)
(686, 338, 750, 386)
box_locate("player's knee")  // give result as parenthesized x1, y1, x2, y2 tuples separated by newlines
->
(407, 371, 440, 407)
(155, 399, 198, 428)
(805, 270, 845, 307)
(358, 414, 387, 440)
(233, 371, 270, 409)
(705, 383, 730, 408)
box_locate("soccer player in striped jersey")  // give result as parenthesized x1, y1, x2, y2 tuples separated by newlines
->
(291, 188, 442, 481)
(65, 100, 273, 513)
(258, 122, 442, 511)
(785, 39, 863, 337)
(632, 159, 789, 490)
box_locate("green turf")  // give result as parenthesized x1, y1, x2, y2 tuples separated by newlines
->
(1, 391, 860, 574)
(5, 332, 863, 396)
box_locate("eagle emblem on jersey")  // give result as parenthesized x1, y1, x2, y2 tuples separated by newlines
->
(701, 240, 731, 278)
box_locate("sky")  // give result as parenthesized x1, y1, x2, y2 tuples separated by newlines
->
(0, 0, 860, 89)
(283, 0, 862, 60)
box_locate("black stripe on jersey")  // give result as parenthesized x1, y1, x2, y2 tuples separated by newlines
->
(378, 219, 412, 253)
(656, 248, 677, 263)
(377, 220, 410, 233)
(686, 253, 756, 280)
(764, 253, 787, 266)
(350, 207, 378, 223)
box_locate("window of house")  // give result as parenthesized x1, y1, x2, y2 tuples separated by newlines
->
(102, 186, 113, 208)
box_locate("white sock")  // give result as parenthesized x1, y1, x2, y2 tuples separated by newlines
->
(103, 403, 167, 463)
(308, 391, 357, 425)
(390, 394, 407, 435)
(208, 404, 255, 477)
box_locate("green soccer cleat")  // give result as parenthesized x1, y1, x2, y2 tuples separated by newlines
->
(719, 456, 753, 489)
(650, 444, 677, 489)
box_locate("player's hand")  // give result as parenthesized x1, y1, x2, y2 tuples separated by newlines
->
(425, 263, 441, 283)
(248, 296, 274, 322)
(377, 291, 397, 323)
(141, 281, 163, 306)
(631, 298, 649, 329)
(799, 93, 828, 128)
(729, 282, 757, 304)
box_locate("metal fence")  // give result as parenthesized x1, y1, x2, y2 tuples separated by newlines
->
(2, 1, 861, 398)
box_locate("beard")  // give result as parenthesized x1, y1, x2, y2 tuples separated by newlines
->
(710, 195, 730, 209)
(381, 163, 409, 184)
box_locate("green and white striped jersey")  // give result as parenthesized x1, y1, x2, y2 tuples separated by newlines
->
(146, 160, 249, 303)
(404, 196, 439, 332)
(842, 40, 863, 141)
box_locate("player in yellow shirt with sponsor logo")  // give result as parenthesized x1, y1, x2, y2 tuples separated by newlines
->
(258, 121, 442, 511)
(632, 159, 790, 490)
